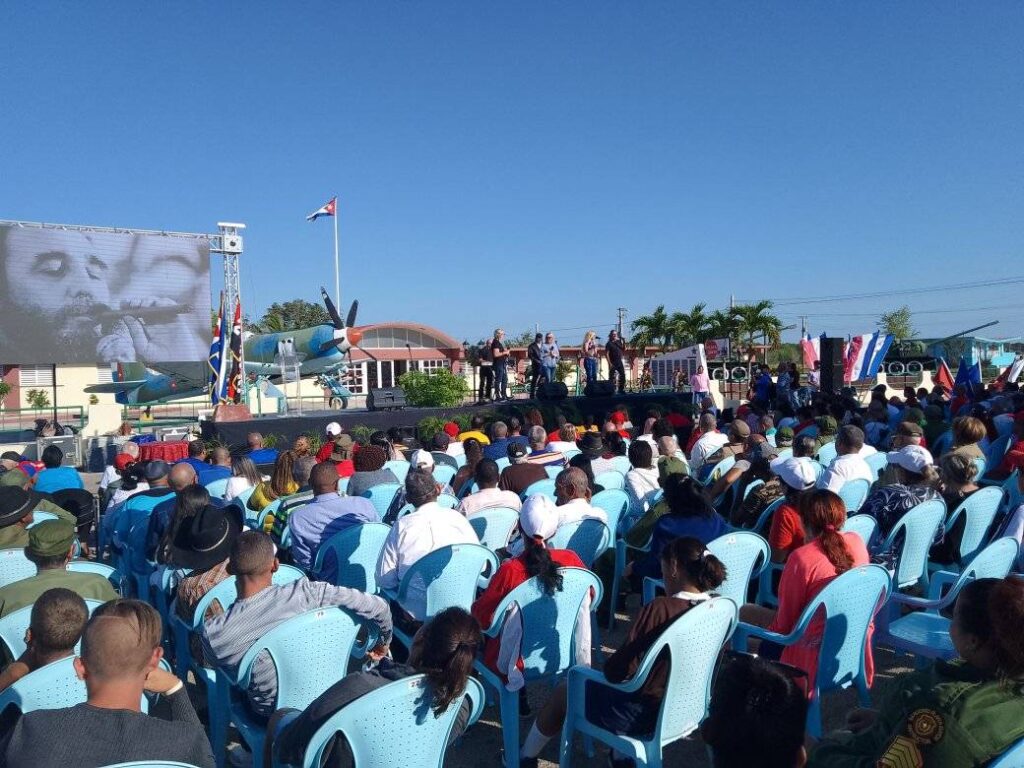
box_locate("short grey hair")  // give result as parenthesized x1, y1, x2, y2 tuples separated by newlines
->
(528, 425, 547, 448)
(406, 468, 439, 507)
(491, 421, 508, 439)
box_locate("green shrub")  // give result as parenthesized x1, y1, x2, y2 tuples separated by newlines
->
(417, 416, 448, 445)
(350, 424, 373, 444)
(397, 369, 469, 408)
(26, 389, 50, 409)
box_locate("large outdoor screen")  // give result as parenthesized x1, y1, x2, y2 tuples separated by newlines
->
(0, 222, 212, 365)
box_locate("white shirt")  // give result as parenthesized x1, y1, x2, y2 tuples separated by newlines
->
(818, 453, 875, 493)
(375, 501, 479, 620)
(590, 457, 620, 476)
(224, 476, 254, 501)
(637, 434, 659, 456)
(857, 444, 878, 457)
(99, 465, 120, 491)
(690, 432, 729, 473)
(457, 487, 522, 517)
(555, 498, 607, 526)
(108, 482, 149, 507)
(625, 466, 660, 513)
(546, 441, 578, 455)
(446, 442, 465, 458)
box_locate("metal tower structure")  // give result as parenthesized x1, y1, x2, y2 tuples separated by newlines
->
(213, 222, 246, 403)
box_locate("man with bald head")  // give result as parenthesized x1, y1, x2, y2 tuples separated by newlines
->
(202, 445, 233, 485)
(553, 467, 607, 527)
(689, 412, 728, 474)
(0, 599, 214, 767)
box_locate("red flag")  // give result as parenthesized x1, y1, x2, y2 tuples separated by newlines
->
(935, 357, 955, 392)
(226, 299, 243, 403)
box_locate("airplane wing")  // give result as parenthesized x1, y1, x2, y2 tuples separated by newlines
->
(83, 380, 146, 394)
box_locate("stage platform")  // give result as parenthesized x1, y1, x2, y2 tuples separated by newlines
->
(200, 392, 690, 451)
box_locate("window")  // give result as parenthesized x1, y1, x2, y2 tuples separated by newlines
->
(19, 365, 54, 387)
(96, 366, 114, 384)
(416, 359, 447, 374)
(343, 362, 367, 395)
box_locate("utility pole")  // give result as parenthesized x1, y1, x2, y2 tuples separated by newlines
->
(616, 307, 627, 339)
(730, 294, 735, 309)
(799, 315, 808, 338)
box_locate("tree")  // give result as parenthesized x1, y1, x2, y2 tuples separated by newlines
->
(506, 329, 537, 347)
(879, 305, 916, 340)
(26, 389, 51, 409)
(631, 305, 673, 354)
(706, 308, 740, 348)
(731, 301, 787, 359)
(668, 303, 709, 347)
(249, 299, 331, 333)
(398, 369, 469, 408)
(0, 381, 9, 409)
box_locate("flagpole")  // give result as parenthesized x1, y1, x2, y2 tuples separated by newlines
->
(332, 196, 340, 306)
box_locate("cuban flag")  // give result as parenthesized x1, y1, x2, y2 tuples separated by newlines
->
(306, 197, 337, 221)
(208, 292, 228, 404)
(800, 333, 820, 369)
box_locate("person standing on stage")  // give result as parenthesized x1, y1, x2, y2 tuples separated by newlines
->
(581, 330, 599, 385)
(527, 333, 543, 399)
(606, 329, 627, 393)
(491, 329, 509, 402)
(541, 332, 560, 388)
(477, 336, 494, 403)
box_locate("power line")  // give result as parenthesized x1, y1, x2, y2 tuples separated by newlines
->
(777, 303, 1024, 319)
(741, 276, 1024, 307)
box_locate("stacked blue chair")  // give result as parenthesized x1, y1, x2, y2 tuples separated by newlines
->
(842, 515, 878, 549)
(25, 511, 59, 528)
(560, 596, 738, 767)
(864, 452, 888, 481)
(608, 455, 631, 475)
(751, 496, 787, 535)
(436, 493, 459, 509)
(204, 477, 231, 498)
(383, 543, 498, 650)
(590, 489, 630, 536)
(311, 522, 390, 593)
(879, 537, 1018, 666)
(522, 478, 557, 500)
(877, 499, 946, 590)
(217, 606, 377, 768)
(360, 483, 402, 520)
(837, 478, 871, 514)
(545, 465, 563, 479)
(733, 564, 892, 738)
(467, 507, 519, 551)
(643, 531, 769, 611)
(432, 464, 456, 487)
(547, 519, 611, 568)
(701, 455, 736, 486)
(233, 485, 257, 512)
(816, 441, 838, 466)
(933, 486, 1003, 570)
(474, 567, 602, 766)
(594, 471, 625, 491)
(271, 675, 484, 768)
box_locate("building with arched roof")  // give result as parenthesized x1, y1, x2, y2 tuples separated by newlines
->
(344, 322, 466, 394)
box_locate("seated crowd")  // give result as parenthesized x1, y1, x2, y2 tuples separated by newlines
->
(0, 378, 1023, 767)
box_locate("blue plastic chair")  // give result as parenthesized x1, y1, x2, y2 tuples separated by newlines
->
(385, 543, 499, 648)
(794, 425, 819, 441)
(360, 483, 402, 520)
(562, 449, 582, 462)
(643, 531, 769, 611)
(545, 465, 563, 479)
(272, 675, 485, 768)
(936, 486, 1004, 568)
(974, 456, 988, 482)
(594, 471, 625, 491)
(547, 519, 611, 567)
(432, 464, 456, 487)
(495, 457, 511, 472)
(467, 507, 519, 551)
(560, 596, 738, 768)
(474, 567, 602, 767)
(985, 433, 1013, 472)
(608, 532, 652, 630)
(609, 455, 631, 475)
(336, 476, 349, 495)
(877, 499, 946, 589)
(152, 566, 192, 641)
(385, 460, 411, 484)
(842, 514, 878, 549)
(743, 478, 765, 499)
(701, 455, 736, 486)
(66, 560, 117, 580)
(0, 598, 104, 659)
(0, 548, 35, 588)
(255, 498, 284, 534)
(25, 510, 58, 528)
(733, 564, 892, 738)
(878, 537, 1018, 667)
(751, 496, 787, 535)
(0, 655, 168, 717)
(590, 489, 630, 536)
(436, 493, 459, 509)
(816, 441, 838, 466)
(837, 478, 871, 514)
(311, 522, 391, 593)
(864, 452, 888, 481)
(775, 447, 794, 461)
(991, 737, 1024, 768)
(930, 430, 953, 457)
(522, 478, 557, 500)
(204, 477, 231, 498)
(217, 605, 377, 768)
(233, 485, 257, 511)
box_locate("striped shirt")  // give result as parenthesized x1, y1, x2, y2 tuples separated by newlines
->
(200, 578, 392, 717)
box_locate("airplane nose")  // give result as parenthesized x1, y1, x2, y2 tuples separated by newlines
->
(347, 328, 363, 346)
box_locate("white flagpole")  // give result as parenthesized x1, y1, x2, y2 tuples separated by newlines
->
(332, 196, 341, 307)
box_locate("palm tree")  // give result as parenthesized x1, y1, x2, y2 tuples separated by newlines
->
(668, 303, 709, 348)
(707, 309, 740, 350)
(631, 305, 673, 354)
(731, 301, 788, 361)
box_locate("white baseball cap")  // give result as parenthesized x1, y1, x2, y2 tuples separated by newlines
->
(519, 494, 560, 541)
(769, 456, 817, 491)
(410, 449, 435, 470)
(887, 445, 934, 474)
(325, 422, 342, 437)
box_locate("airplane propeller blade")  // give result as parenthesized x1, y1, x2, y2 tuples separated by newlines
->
(346, 300, 358, 329)
(356, 344, 377, 362)
(318, 337, 348, 354)
(321, 286, 345, 329)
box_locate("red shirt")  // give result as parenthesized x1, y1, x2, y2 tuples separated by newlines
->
(768, 503, 806, 557)
(315, 443, 334, 463)
(334, 459, 354, 478)
(666, 413, 691, 430)
(997, 439, 1024, 479)
(471, 549, 585, 675)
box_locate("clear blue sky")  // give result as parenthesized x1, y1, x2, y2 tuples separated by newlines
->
(2, 2, 1022, 345)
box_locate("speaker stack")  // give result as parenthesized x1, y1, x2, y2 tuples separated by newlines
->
(367, 387, 407, 412)
(537, 382, 569, 401)
(819, 337, 846, 394)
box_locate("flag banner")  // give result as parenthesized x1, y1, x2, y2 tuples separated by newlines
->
(800, 333, 820, 369)
(864, 334, 894, 378)
(208, 292, 226, 405)
(935, 357, 955, 391)
(844, 334, 871, 383)
(306, 197, 337, 221)
(1010, 356, 1024, 384)
(226, 299, 243, 403)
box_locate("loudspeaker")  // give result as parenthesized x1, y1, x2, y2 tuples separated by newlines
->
(584, 380, 615, 398)
(819, 337, 846, 394)
(537, 382, 569, 401)
(367, 387, 407, 411)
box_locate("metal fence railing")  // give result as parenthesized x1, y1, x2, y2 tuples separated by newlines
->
(0, 406, 86, 433)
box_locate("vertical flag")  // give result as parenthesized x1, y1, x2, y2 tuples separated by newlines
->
(843, 334, 870, 383)
(800, 333, 820, 369)
(864, 334, 894, 378)
(208, 292, 226, 404)
(934, 357, 955, 391)
(226, 299, 243, 403)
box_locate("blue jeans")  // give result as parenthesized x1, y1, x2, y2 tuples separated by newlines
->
(494, 364, 508, 399)
(542, 364, 557, 386)
(584, 357, 598, 383)
(692, 390, 708, 404)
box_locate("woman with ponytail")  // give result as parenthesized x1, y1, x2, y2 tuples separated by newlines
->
(518, 536, 728, 766)
(741, 489, 871, 695)
(471, 494, 585, 678)
(810, 576, 1024, 767)
(271, 607, 482, 768)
